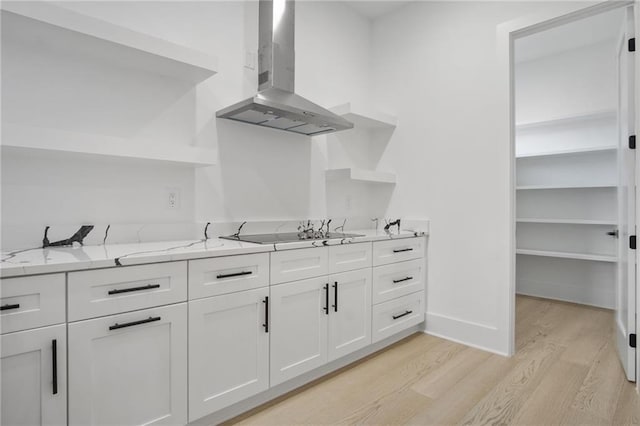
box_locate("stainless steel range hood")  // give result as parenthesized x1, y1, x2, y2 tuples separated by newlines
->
(216, 0, 353, 136)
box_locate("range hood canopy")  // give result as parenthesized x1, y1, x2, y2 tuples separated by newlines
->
(216, 0, 353, 136)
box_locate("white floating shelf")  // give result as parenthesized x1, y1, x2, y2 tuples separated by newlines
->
(516, 145, 617, 159)
(516, 218, 617, 226)
(1, 2, 218, 84)
(1, 123, 216, 167)
(516, 184, 616, 190)
(516, 249, 617, 263)
(326, 168, 396, 184)
(329, 103, 398, 130)
(516, 109, 616, 131)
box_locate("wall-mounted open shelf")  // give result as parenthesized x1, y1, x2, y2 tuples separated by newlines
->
(329, 103, 398, 130)
(516, 145, 617, 159)
(1, 123, 216, 167)
(515, 109, 616, 131)
(516, 249, 617, 263)
(325, 168, 396, 184)
(1, 2, 218, 84)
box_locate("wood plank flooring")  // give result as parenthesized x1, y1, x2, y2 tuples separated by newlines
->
(225, 296, 639, 425)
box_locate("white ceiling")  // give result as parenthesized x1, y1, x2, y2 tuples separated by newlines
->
(344, 1, 411, 20)
(515, 8, 625, 63)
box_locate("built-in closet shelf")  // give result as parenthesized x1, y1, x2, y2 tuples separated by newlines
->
(329, 103, 398, 130)
(325, 168, 396, 184)
(516, 145, 617, 159)
(1, 123, 217, 167)
(516, 184, 616, 190)
(516, 218, 617, 226)
(515, 109, 616, 131)
(516, 249, 617, 263)
(1, 2, 218, 84)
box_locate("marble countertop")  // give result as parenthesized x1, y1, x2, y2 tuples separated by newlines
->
(0, 230, 427, 278)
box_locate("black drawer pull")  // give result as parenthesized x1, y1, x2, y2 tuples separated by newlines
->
(108, 284, 160, 295)
(109, 316, 161, 331)
(393, 248, 414, 253)
(332, 282, 338, 312)
(392, 310, 413, 320)
(52, 339, 58, 395)
(216, 271, 253, 279)
(393, 276, 413, 284)
(323, 283, 329, 315)
(0, 303, 20, 311)
(263, 296, 269, 333)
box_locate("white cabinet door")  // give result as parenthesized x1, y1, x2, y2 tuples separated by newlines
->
(270, 277, 328, 386)
(328, 269, 372, 361)
(328, 242, 372, 274)
(1, 324, 67, 426)
(68, 303, 187, 426)
(188, 288, 269, 421)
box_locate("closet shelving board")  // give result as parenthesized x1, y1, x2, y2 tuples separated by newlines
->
(516, 184, 616, 190)
(516, 145, 617, 159)
(516, 249, 617, 263)
(515, 109, 616, 131)
(516, 218, 617, 225)
(1, 1, 219, 84)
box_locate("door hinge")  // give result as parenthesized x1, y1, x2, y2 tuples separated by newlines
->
(631, 333, 637, 348)
(630, 135, 636, 150)
(630, 235, 636, 250)
(630, 38, 636, 52)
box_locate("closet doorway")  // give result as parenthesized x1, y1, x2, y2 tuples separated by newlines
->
(513, 6, 636, 382)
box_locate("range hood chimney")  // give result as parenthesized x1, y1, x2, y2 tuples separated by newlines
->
(216, 0, 354, 136)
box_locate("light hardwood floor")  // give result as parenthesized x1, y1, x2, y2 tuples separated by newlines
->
(226, 296, 639, 425)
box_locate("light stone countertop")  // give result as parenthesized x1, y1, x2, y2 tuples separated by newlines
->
(0, 229, 427, 278)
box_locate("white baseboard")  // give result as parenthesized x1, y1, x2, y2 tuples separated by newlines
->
(424, 312, 508, 357)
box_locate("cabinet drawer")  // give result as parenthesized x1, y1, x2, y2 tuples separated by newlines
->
(1, 274, 65, 334)
(270, 247, 329, 284)
(329, 242, 372, 273)
(68, 262, 187, 322)
(372, 291, 425, 343)
(372, 259, 425, 304)
(373, 237, 425, 266)
(189, 253, 269, 300)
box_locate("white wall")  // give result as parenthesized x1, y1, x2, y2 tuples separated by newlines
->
(515, 40, 617, 123)
(1, 1, 372, 249)
(370, 1, 593, 354)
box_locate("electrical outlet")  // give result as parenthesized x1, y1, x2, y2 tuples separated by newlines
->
(166, 188, 180, 210)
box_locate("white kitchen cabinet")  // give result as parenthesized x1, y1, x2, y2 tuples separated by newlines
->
(1, 324, 67, 426)
(373, 238, 425, 266)
(372, 258, 426, 304)
(327, 269, 371, 361)
(270, 276, 329, 386)
(68, 303, 187, 426)
(189, 253, 269, 300)
(372, 291, 425, 343)
(188, 287, 269, 421)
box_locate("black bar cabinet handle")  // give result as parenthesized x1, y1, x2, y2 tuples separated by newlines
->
(109, 316, 161, 331)
(393, 248, 413, 253)
(108, 284, 160, 295)
(52, 339, 58, 395)
(392, 310, 413, 320)
(332, 282, 338, 312)
(262, 296, 269, 333)
(216, 271, 253, 279)
(323, 284, 329, 315)
(0, 303, 20, 311)
(393, 276, 414, 284)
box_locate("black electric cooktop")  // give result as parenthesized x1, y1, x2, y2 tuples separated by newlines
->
(220, 232, 365, 244)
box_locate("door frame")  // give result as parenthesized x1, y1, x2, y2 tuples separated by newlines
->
(498, 0, 637, 386)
